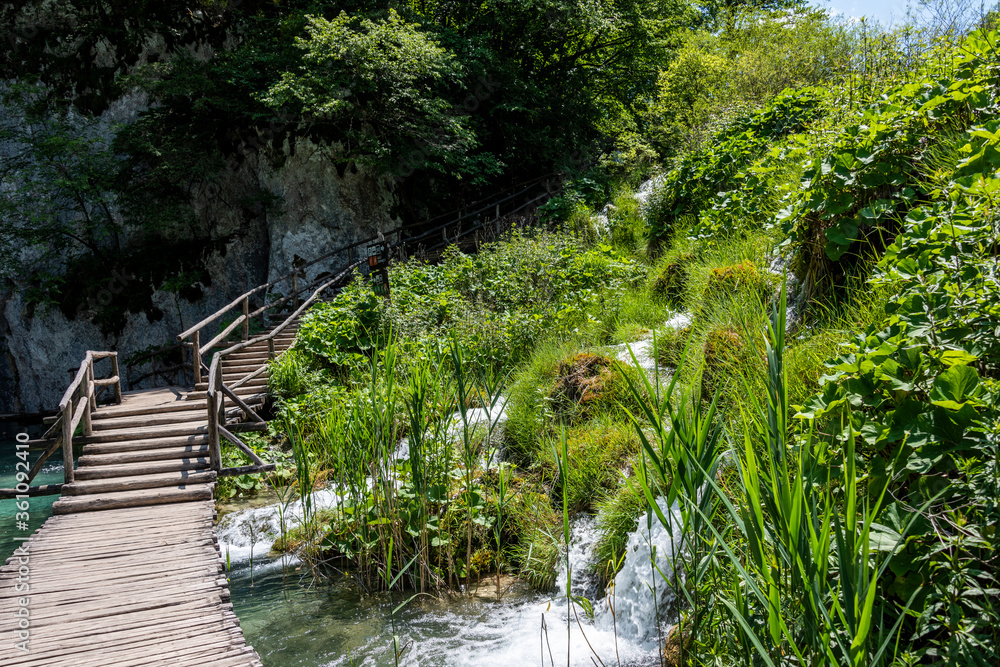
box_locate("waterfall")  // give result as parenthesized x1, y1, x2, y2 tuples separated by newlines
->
(596, 497, 684, 642)
(216, 487, 347, 564)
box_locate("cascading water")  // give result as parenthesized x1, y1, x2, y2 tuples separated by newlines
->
(596, 498, 683, 643)
(217, 487, 348, 565)
(610, 311, 692, 382)
(217, 337, 688, 664)
(222, 499, 685, 665)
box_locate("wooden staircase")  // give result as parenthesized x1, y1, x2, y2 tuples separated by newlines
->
(49, 321, 298, 515)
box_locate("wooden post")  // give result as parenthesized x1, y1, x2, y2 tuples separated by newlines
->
(207, 391, 221, 472)
(268, 338, 275, 361)
(241, 296, 249, 341)
(86, 361, 96, 411)
(215, 363, 225, 425)
(82, 393, 93, 437)
(291, 272, 299, 309)
(61, 404, 74, 484)
(110, 353, 122, 404)
(192, 330, 202, 385)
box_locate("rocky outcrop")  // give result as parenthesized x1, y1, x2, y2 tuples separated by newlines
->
(0, 132, 397, 414)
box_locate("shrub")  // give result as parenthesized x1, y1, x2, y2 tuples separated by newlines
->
(268, 348, 311, 400)
(650, 256, 693, 305)
(655, 325, 693, 368)
(545, 417, 639, 512)
(703, 260, 775, 301)
(701, 325, 748, 397)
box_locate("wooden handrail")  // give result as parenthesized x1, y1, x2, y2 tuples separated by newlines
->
(58, 352, 122, 485)
(0, 351, 123, 496)
(174, 175, 560, 387)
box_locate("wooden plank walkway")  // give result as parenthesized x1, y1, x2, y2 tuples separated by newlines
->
(0, 502, 261, 666)
(0, 322, 299, 665)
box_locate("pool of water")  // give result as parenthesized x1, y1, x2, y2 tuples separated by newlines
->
(224, 506, 675, 667)
(0, 422, 63, 562)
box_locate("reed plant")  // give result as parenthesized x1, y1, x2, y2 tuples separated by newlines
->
(621, 282, 929, 665)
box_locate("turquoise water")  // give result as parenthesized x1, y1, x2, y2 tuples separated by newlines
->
(224, 520, 665, 667)
(0, 424, 62, 561)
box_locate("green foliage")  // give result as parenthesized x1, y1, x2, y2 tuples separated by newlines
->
(646, 87, 826, 246)
(788, 99, 1000, 662)
(0, 84, 125, 278)
(647, 7, 850, 156)
(703, 260, 777, 301)
(504, 343, 645, 465)
(295, 278, 384, 370)
(543, 417, 639, 512)
(381, 232, 644, 372)
(778, 29, 1000, 295)
(261, 10, 476, 174)
(215, 433, 292, 500)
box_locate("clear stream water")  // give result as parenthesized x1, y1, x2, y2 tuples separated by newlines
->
(219, 321, 690, 667)
(0, 423, 61, 562)
(222, 501, 680, 666)
(0, 307, 688, 665)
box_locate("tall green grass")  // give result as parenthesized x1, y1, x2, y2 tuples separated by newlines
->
(623, 284, 926, 665)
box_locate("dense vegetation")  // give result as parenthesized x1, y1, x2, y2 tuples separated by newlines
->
(5, 0, 1000, 664)
(232, 11, 1000, 665)
(1, 0, 761, 323)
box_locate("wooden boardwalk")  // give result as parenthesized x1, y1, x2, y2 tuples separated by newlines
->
(0, 502, 261, 666)
(0, 322, 298, 665)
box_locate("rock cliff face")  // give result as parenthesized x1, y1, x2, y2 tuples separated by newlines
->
(0, 131, 397, 414)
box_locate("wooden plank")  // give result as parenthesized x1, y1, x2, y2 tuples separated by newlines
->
(62, 470, 217, 496)
(78, 445, 210, 467)
(82, 434, 210, 455)
(51, 484, 214, 514)
(72, 458, 211, 480)
(0, 484, 63, 498)
(75, 422, 209, 444)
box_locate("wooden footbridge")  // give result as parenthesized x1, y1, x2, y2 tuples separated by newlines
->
(0, 178, 557, 666)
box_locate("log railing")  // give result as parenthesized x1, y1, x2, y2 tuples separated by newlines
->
(0, 352, 122, 498)
(174, 173, 560, 384)
(205, 261, 363, 476)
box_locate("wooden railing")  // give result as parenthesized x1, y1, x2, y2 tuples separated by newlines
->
(0, 352, 122, 498)
(178, 175, 558, 475)
(205, 262, 363, 476)
(174, 174, 560, 384)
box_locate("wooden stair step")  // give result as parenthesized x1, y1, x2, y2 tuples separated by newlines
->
(73, 458, 211, 480)
(62, 470, 218, 496)
(77, 422, 209, 444)
(93, 400, 208, 420)
(186, 388, 266, 401)
(82, 434, 210, 455)
(220, 363, 269, 373)
(91, 409, 208, 431)
(78, 444, 211, 467)
(222, 372, 269, 381)
(52, 484, 215, 514)
(194, 378, 268, 392)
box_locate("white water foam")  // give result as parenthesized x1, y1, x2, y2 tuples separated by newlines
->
(610, 312, 692, 381)
(596, 498, 683, 642)
(217, 487, 348, 565)
(396, 397, 508, 461)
